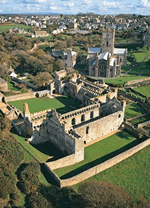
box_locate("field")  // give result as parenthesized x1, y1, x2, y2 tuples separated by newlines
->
(73, 144, 150, 203)
(125, 102, 146, 119)
(105, 75, 148, 85)
(8, 96, 81, 114)
(135, 85, 150, 97)
(54, 130, 138, 178)
(0, 24, 30, 33)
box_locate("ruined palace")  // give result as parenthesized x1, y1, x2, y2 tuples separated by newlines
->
(88, 28, 127, 78)
(0, 72, 126, 165)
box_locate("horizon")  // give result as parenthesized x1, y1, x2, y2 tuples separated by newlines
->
(0, 0, 150, 16)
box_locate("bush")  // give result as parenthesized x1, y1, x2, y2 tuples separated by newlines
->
(78, 181, 134, 208)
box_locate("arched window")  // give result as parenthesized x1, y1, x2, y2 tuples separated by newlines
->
(107, 41, 109, 47)
(120, 58, 122, 62)
(81, 114, 85, 122)
(86, 126, 89, 134)
(90, 111, 94, 119)
(72, 118, 76, 125)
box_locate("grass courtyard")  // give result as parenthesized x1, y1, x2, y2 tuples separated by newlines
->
(125, 102, 146, 119)
(130, 114, 150, 126)
(135, 85, 150, 97)
(54, 130, 138, 179)
(8, 96, 81, 114)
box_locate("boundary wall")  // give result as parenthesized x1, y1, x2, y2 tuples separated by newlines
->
(5, 92, 36, 102)
(45, 138, 150, 188)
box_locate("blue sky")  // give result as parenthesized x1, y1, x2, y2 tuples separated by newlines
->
(0, 0, 150, 15)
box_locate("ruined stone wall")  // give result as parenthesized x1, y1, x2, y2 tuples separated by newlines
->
(74, 110, 124, 143)
(60, 138, 150, 187)
(31, 117, 76, 155)
(12, 77, 37, 90)
(138, 120, 150, 128)
(6, 92, 36, 102)
(60, 103, 100, 131)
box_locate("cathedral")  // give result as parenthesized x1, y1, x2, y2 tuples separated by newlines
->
(88, 28, 127, 78)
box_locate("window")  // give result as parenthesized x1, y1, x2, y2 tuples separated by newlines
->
(107, 41, 109, 47)
(90, 111, 94, 119)
(81, 114, 85, 122)
(86, 126, 89, 134)
(72, 118, 76, 125)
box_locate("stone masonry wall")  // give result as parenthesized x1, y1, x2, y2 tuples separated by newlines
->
(60, 138, 150, 187)
(6, 92, 36, 102)
(74, 110, 124, 143)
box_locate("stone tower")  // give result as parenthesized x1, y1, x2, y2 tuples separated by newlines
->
(102, 28, 115, 54)
(23, 103, 30, 118)
(67, 48, 73, 69)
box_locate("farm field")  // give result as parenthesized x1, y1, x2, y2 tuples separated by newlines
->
(0, 24, 30, 33)
(73, 144, 150, 203)
(8, 96, 81, 114)
(125, 102, 146, 119)
(54, 130, 138, 178)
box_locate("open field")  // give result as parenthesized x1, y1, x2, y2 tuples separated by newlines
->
(8, 96, 81, 114)
(131, 114, 150, 126)
(105, 75, 148, 85)
(73, 144, 150, 203)
(0, 24, 30, 33)
(135, 85, 150, 97)
(125, 102, 146, 119)
(54, 130, 138, 178)
(128, 52, 150, 76)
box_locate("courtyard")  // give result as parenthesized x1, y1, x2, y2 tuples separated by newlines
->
(8, 96, 82, 114)
(54, 130, 139, 179)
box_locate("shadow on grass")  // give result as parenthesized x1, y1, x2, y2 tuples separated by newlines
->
(60, 139, 142, 180)
(41, 163, 58, 186)
(32, 141, 64, 162)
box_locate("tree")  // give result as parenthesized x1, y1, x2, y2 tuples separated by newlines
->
(32, 72, 52, 87)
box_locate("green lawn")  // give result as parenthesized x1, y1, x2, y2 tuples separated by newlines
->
(125, 102, 146, 119)
(54, 130, 138, 179)
(8, 82, 20, 91)
(8, 96, 81, 114)
(14, 134, 49, 163)
(0, 24, 30, 33)
(73, 144, 150, 203)
(131, 114, 150, 126)
(128, 52, 150, 76)
(135, 85, 150, 97)
(105, 75, 148, 85)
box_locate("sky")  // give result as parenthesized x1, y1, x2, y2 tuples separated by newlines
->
(0, 0, 150, 15)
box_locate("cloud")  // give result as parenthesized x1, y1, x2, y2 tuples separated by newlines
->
(63, 2, 74, 6)
(50, 6, 60, 10)
(140, 0, 150, 7)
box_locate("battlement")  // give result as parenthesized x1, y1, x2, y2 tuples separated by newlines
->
(30, 108, 52, 121)
(60, 103, 100, 121)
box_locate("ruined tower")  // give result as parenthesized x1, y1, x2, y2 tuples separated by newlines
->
(102, 28, 115, 54)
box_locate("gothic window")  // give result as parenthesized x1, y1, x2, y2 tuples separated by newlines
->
(120, 58, 122, 62)
(107, 41, 109, 47)
(72, 118, 76, 125)
(81, 114, 85, 122)
(90, 111, 94, 119)
(86, 126, 89, 134)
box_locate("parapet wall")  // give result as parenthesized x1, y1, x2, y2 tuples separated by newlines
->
(60, 138, 150, 187)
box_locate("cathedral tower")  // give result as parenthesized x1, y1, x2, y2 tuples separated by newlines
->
(102, 28, 115, 54)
